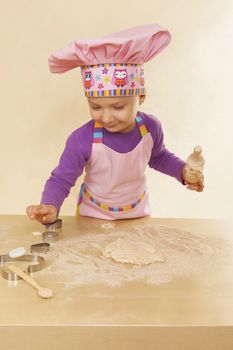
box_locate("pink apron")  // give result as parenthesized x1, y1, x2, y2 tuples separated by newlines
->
(77, 115, 154, 220)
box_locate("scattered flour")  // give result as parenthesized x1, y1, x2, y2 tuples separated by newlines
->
(100, 223, 116, 230)
(36, 224, 228, 288)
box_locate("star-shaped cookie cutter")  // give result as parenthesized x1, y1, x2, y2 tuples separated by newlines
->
(0, 254, 44, 281)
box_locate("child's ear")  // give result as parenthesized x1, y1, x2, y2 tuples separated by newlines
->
(139, 95, 146, 105)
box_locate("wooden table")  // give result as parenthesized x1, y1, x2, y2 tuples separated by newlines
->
(0, 215, 233, 349)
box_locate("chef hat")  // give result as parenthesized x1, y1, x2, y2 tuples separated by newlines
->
(48, 24, 171, 97)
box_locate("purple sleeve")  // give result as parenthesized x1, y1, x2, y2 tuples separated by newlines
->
(40, 122, 92, 213)
(144, 114, 186, 182)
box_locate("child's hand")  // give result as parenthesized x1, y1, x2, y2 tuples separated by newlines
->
(182, 166, 204, 192)
(26, 204, 58, 224)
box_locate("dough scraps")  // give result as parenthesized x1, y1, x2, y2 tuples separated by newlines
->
(103, 238, 165, 265)
(32, 231, 42, 236)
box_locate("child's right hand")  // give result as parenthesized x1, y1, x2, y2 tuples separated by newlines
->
(26, 204, 58, 224)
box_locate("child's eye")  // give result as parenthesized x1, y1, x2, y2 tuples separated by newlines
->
(92, 106, 101, 110)
(113, 105, 124, 110)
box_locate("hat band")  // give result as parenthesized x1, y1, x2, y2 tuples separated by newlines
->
(81, 63, 145, 97)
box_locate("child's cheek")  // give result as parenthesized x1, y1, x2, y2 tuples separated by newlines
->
(115, 109, 126, 121)
(92, 110, 101, 121)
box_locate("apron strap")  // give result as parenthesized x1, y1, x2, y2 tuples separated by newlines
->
(93, 121, 103, 143)
(135, 115, 148, 137)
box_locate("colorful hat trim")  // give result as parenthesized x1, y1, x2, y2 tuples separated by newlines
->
(81, 63, 146, 97)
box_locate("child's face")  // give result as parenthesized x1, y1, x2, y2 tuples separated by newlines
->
(87, 96, 145, 133)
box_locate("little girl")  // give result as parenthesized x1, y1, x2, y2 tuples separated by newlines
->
(26, 24, 204, 224)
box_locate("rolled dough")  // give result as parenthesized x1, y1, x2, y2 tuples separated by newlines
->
(103, 238, 165, 265)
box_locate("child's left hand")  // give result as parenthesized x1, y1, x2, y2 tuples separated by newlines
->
(182, 166, 204, 192)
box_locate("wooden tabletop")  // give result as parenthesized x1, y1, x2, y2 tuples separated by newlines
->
(0, 215, 233, 350)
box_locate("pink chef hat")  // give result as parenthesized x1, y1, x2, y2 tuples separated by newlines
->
(48, 24, 171, 97)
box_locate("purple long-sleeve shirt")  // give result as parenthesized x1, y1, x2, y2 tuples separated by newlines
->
(41, 112, 186, 212)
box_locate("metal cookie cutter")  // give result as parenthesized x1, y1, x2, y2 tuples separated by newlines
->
(30, 243, 50, 254)
(43, 231, 59, 243)
(46, 219, 62, 231)
(43, 219, 62, 243)
(0, 254, 44, 281)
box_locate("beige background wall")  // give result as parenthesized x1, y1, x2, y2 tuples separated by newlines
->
(1, 0, 232, 218)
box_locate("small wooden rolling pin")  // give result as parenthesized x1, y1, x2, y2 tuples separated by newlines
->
(185, 145, 205, 183)
(8, 264, 53, 299)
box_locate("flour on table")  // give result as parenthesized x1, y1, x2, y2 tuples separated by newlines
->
(103, 238, 165, 265)
(36, 224, 229, 288)
(100, 223, 115, 230)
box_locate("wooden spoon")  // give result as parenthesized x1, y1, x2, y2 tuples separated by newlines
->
(8, 264, 53, 299)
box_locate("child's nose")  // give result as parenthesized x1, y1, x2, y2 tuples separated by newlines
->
(101, 111, 113, 124)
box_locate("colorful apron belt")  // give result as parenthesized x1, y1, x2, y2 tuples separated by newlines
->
(77, 184, 146, 214)
(77, 115, 148, 215)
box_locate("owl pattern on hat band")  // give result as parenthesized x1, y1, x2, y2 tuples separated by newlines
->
(81, 63, 146, 97)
